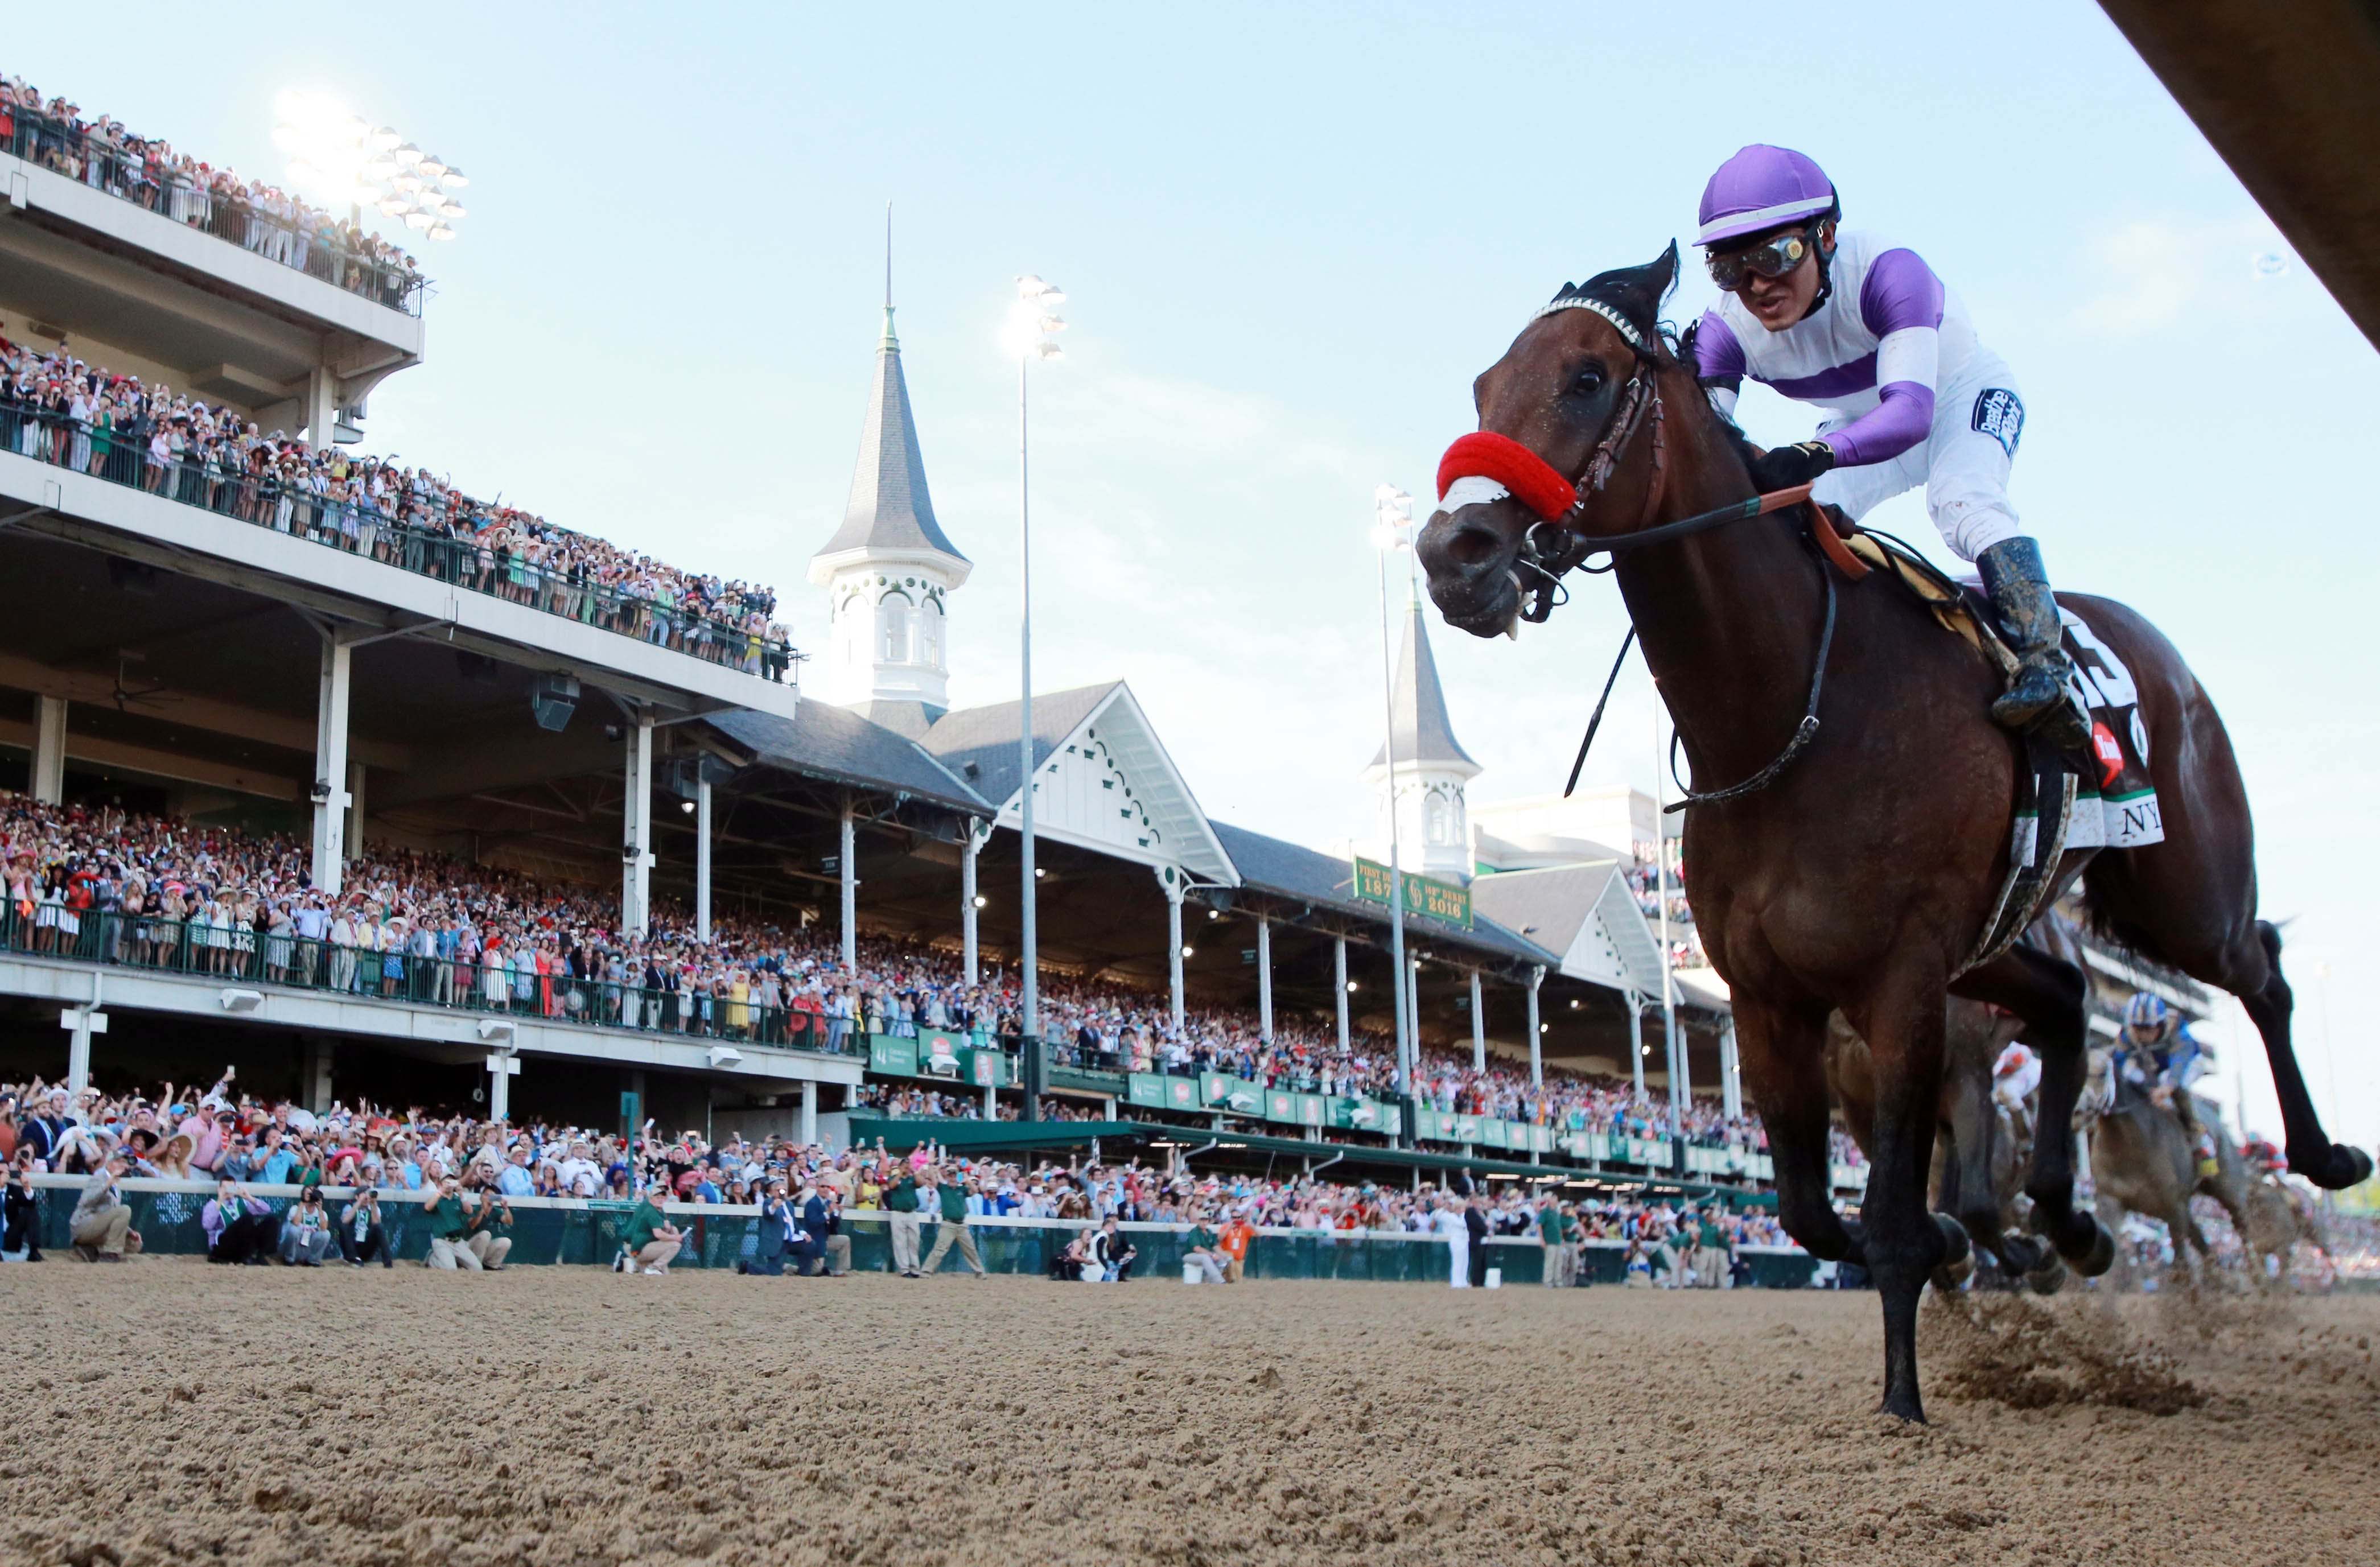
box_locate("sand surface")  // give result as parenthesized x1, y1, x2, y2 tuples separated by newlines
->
(9, 1262, 2378, 1567)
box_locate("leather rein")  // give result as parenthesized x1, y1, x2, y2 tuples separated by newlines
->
(1492, 356, 1858, 813)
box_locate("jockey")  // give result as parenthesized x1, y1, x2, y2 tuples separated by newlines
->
(2119, 991, 2220, 1174)
(1689, 145, 2087, 753)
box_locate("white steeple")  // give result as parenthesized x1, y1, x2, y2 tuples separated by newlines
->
(808, 222, 970, 739)
(1364, 597, 1482, 881)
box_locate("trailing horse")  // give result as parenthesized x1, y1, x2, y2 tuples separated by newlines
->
(1414, 244, 2370, 1421)
(2079, 1049, 2328, 1292)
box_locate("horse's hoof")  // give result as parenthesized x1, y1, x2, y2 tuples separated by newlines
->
(2067, 1216, 2117, 1277)
(2025, 1256, 2070, 1296)
(2287, 1141, 2370, 1190)
(1994, 1231, 2046, 1277)
(1932, 1213, 1972, 1271)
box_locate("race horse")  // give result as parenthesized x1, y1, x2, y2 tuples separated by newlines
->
(1823, 999, 2065, 1292)
(2079, 1048, 2330, 1292)
(1414, 244, 2370, 1421)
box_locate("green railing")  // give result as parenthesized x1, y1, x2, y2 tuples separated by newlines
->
(3, 909, 846, 1053)
(20, 1178, 1818, 1285)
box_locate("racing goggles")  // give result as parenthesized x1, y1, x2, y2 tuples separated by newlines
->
(1705, 228, 1817, 293)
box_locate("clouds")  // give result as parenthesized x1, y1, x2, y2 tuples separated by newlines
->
(2064, 213, 2308, 338)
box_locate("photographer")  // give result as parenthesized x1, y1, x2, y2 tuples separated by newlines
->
(201, 1176, 279, 1265)
(339, 1186, 392, 1267)
(71, 1148, 141, 1261)
(799, 1180, 847, 1277)
(278, 1186, 333, 1265)
(421, 1174, 481, 1270)
(617, 1180, 682, 1275)
(462, 1185, 514, 1270)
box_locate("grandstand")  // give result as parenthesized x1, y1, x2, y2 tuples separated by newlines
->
(0, 78, 2212, 1205)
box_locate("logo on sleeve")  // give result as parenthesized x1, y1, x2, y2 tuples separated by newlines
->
(1971, 389, 2024, 457)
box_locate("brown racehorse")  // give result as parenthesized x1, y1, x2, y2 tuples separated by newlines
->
(1414, 245, 2370, 1422)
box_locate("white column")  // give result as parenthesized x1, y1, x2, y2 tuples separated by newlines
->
(306, 364, 336, 447)
(1629, 994, 1646, 1102)
(1469, 970, 1485, 1072)
(621, 712, 654, 935)
(694, 776, 714, 945)
(1256, 914, 1274, 1042)
(961, 818, 982, 986)
(311, 637, 353, 894)
(1527, 965, 1545, 1087)
(486, 1051, 513, 1124)
(1160, 868, 1185, 1032)
(838, 802, 858, 971)
(1333, 937, 1349, 1053)
(61, 1003, 104, 1099)
(800, 1080, 819, 1147)
(1721, 1016, 1743, 1120)
(1667, 1008, 1687, 1126)
(31, 695, 66, 805)
(345, 759, 368, 859)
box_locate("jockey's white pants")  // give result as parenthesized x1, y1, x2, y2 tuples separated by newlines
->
(1814, 360, 2024, 563)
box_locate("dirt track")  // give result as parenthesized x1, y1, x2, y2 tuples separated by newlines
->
(9, 1263, 2377, 1567)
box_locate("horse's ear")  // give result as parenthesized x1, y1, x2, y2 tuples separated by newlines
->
(1645, 240, 1679, 306)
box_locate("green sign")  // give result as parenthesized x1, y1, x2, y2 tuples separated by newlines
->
(1163, 1077, 1200, 1110)
(1202, 1073, 1261, 1112)
(867, 1034, 917, 1076)
(964, 1048, 1008, 1088)
(1127, 1073, 1170, 1108)
(1351, 856, 1472, 928)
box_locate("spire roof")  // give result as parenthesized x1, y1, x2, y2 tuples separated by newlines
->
(1370, 598, 1480, 774)
(812, 306, 968, 566)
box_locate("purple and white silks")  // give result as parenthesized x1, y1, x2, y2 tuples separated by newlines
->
(1692, 233, 1977, 469)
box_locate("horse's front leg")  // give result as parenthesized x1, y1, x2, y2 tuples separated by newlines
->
(1846, 958, 1957, 1423)
(1737, 999, 1862, 1265)
(1954, 945, 2115, 1275)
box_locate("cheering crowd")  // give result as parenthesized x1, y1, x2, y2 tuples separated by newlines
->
(2, 73, 425, 311)
(0, 334, 794, 677)
(0, 790, 1773, 1161)
(0, 1071, 1790, 1284)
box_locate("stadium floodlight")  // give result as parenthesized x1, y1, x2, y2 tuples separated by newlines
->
(439, 166, 469, 188)
(1010, 271, 1071, 1124)
(274, 94, 469, 244)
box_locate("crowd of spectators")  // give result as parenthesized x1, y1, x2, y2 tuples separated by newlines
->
(0, 1071, 1789, 1282)
(0, 334, 793, 677)
(1, 73, 423, 311)
(0, 790, 1774, 1160)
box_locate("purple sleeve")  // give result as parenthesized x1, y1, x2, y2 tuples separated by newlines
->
(1823, 250, 1946, 466)
(1858, 249, 1945, 337)
(1691, 310, 1745, 385)
(1823, 383, 1934, 467)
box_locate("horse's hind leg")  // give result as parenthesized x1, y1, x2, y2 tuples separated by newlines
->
(1739, 1000, 1863, 1267)
(2233, 921, 2370, 1189)
(1954, 943, 2115, 1273)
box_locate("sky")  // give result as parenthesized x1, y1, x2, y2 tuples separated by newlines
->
(10, 2, 2377, 1149)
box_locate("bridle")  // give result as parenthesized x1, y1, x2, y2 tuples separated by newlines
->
(1434, 298, 1849, 811)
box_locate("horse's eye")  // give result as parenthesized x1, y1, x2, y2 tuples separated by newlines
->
(1572, 369, 1605, 397)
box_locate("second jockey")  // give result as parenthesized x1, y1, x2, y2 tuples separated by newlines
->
(1689, 144, 2087, 753)
(2119, 991, 2221, 1177)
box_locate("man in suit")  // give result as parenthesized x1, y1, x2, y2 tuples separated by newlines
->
(797, 1181, 846, 1276)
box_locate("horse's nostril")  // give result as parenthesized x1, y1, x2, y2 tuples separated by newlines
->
(1442, 523, 1504, 569)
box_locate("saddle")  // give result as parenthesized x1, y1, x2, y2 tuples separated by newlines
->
(1816, 514, 2081, 976)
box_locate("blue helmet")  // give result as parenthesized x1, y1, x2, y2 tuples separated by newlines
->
(2121, 992, 2173, 1043)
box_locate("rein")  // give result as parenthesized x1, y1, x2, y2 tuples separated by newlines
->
(1441, 359, 1842, 810)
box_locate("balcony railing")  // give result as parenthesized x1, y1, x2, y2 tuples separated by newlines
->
(4, 110, 427, 316)
(9, 906, 846, 1053)
(0, 401, 794, 681)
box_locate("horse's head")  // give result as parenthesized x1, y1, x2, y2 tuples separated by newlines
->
(1417, 243, 1678, 638)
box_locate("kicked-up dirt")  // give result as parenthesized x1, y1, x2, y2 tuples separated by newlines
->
(5, 1261, 2377, 1566)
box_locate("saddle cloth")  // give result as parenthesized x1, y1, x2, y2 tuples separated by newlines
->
(1838, 530, 2165, 974)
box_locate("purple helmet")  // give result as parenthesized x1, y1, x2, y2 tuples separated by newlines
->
(1698, 146, 1838, 247)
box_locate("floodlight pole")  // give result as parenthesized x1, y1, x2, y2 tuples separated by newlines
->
(1376, 531, 1413, 1141)
(1018, 348, 1043, 1123)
